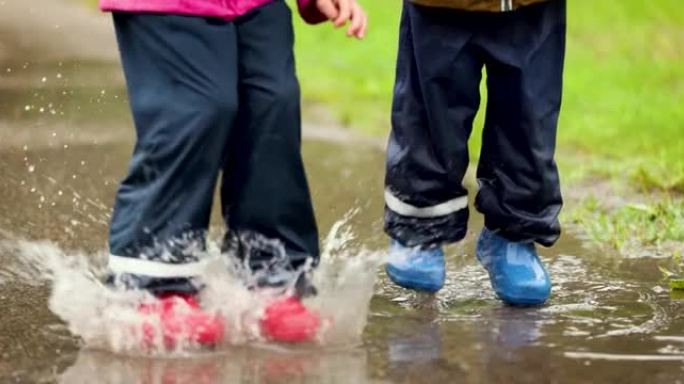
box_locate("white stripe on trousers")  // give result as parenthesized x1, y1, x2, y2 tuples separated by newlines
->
(108, 254, 208, 278)
(384, 189, 468, 218)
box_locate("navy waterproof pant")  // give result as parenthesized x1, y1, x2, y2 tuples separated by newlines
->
(108, 1, 319, 293)
(385, 0, 566, 247)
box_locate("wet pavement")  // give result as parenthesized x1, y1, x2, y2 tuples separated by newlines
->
(2, 0, 684, 382)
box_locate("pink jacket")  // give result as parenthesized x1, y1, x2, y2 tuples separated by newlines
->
(100, 0, 327, 24)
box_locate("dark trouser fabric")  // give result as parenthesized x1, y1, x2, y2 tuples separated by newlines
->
(385, 0, 565, 248)
(109, 1, 319, 294)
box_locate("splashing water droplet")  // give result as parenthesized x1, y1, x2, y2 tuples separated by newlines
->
(0, 213, 382, 355)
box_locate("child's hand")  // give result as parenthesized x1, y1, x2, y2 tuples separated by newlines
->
(316, 0, 368, 39)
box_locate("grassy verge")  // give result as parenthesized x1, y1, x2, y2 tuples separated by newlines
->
(293, 0, 684, 257)
(568, 196, 684, 256)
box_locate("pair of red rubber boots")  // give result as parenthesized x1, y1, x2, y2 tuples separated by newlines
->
(138, 293, 321, 348)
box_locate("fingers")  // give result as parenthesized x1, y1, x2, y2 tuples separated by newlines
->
(319, 0, 367, 40)
(346, 2, 367, 39)
(333, 0, 352, 28)
(316, 0, 338, 20)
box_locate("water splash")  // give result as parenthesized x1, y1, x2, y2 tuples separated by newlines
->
(0, 214, 383, 355)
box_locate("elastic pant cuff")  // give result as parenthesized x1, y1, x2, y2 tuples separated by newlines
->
(222, 229, 318, 272)
(384, 207, 469, 247)
(105, 272, 200, 296)
(483, 217, 560, 247)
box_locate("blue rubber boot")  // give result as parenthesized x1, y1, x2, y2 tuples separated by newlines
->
(476, 228, 551, 306)
(386, 241, 445, 293)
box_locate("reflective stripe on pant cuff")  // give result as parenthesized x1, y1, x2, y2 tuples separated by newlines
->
(108, 254, 208, 278)
(384, 189, 468, 218)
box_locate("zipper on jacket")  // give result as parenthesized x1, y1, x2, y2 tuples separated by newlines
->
(501, 0, 513, 11)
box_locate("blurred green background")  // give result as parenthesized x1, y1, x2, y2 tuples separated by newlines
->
(292, 0, 684, 256)
(294, 1, 684, 192)
(78, 0, 683, 255)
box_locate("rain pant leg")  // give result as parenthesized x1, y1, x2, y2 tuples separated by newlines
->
(385, 2, 484, 247)
(108, 13, 239, 294)
(385, 0, 565, 248)
(108, 2, 318, 294)
(220, 0, 320, 273)
(475, 0, 566, 246)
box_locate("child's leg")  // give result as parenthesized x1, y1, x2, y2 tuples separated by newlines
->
(476, 0, 566, 246)
(220, 1, 319, 274)
(385, 2, 484, 247)
(108, 13, 239, 293)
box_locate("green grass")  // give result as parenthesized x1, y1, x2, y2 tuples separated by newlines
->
(293, 0, 684, 193)
(293, 2, 399, 134)
(81, 0, 684, 188)
(569, 196, 684, 253)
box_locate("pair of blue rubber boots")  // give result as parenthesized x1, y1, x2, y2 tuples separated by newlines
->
(386, 228, 551, 306)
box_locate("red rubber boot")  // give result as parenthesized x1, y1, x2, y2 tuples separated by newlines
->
(260, 297, 321, 343)
(139, 294, 225, 349)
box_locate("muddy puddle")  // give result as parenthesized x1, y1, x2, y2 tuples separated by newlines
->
(2, 12, 684, 384)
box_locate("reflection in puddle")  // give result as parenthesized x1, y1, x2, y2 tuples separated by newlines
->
(60, 347, 368, 384)
(388, 323, 441, 364)
(564, 351, 684, 362)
